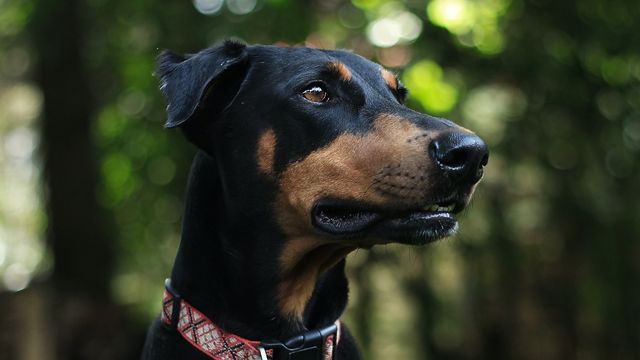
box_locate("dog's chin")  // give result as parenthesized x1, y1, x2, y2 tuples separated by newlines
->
(311, 198, 464, 245)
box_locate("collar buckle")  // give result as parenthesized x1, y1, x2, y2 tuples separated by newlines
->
(259, 323, 338, 360)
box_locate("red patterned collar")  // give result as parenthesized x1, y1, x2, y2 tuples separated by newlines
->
(161, 280, 341, 360)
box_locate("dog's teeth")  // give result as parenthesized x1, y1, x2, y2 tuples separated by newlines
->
(423, 204, 454, 212)
(432, 204, 455, 212)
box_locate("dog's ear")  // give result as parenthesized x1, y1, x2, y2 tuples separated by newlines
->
(157, 40, 248, 130)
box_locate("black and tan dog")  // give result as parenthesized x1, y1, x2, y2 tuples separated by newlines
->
(142, 41, 488, 360)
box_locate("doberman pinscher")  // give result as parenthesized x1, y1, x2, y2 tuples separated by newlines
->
(141, 41, 488, 360)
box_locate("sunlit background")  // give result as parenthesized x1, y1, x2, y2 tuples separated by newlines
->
(1, 0, 639, 358)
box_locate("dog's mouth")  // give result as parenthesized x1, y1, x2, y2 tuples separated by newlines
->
(311, 197, 466, 245)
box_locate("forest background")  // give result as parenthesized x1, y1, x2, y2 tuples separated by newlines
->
(0, 0, 638, 358)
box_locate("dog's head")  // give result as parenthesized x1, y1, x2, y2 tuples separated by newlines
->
(158, 40, 488, 318)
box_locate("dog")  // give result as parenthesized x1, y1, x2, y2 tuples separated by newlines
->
(141, 40, 488, 360)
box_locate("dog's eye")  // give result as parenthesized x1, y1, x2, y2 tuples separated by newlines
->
(302, 84, 329, 103)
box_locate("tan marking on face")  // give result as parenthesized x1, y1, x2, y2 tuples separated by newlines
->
(256, 129, 276, 175)
(381, 68, 398, 90)
(327, 61, 352, 82)
(275, 114, 437, 318)
(277, 114, 433, 232)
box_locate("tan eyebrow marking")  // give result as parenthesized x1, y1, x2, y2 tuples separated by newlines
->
(326, 61, 352, 82)
(381, 68, 398, 90)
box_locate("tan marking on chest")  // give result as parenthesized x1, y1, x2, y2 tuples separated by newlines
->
(278, 240, 355, 318)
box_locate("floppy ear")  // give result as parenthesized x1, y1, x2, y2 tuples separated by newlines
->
(157, 40, 249, 129)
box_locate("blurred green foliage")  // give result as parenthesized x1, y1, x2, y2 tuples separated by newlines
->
(1, 0, 639, 358)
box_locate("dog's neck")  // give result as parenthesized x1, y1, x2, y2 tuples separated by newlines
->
(169, 152, 349, 341)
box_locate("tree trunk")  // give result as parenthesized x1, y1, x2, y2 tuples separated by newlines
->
(29, 0, 140, 358)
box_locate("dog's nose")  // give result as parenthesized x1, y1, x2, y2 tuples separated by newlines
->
(429, 131, 489, 184)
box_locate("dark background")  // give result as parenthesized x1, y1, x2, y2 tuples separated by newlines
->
(0, 0, 638, 359)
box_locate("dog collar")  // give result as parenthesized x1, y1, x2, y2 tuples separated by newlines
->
(161, 279, 341, 360)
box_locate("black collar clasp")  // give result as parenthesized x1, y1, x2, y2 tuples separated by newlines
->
(259, 322, 338, 360)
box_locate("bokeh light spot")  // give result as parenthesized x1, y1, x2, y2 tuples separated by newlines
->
(426, 0, 510, 54)
(462, 84, 527, 145)
(473, 28, 504, 54)
(118, 89, 148, 118)
(147, 156, 176, 186)
(338, 4, 365, 29)
(0, 83, 43, 122)
(100, 153, 138, 206)
(403, 60, 458, 114)
(2, 46, 31, 77)
(3, 263, 30, 292)
(605, 148, 634, 178)
(367, 18, 402, 47)
(601, 56, 631, 85)
(596, 91, 625, 121)
(351, 0, 383, 11)
(544, 32, 574, 62)
(4, 127, 36, 161)
(546, 141, 579, 170)
(378, 46, 412, 68)
(366, 10, 422, 48)
(623, 119, 640, 151)
(227, 0, 257, 15)
(427, 0, 474, 34)
(193, 0, 224, 15)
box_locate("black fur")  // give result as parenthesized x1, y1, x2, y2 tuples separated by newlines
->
(142, 41, 487, 359)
